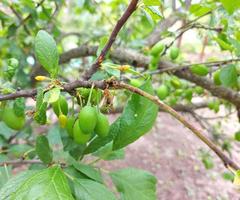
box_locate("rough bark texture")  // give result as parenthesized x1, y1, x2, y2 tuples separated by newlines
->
(30, 45, 240, 108)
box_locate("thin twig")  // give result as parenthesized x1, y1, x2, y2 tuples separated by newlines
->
(83, 0, 139, 80)
(0, 159, 41, 166)
(112, 81, 240, 170)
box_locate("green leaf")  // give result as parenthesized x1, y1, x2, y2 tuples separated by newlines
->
(189, 4, 213, 16)
(36, 88, 44, 110)
(34, 102, 48, 125)
(72, 161, 103, 183)
(144, 6, 162, 22)
(84, 120, 120, 155)
(35, 135, 53, 164)
(0, 155, 11, 189)
(220, 0, 240, 14)
(44, 88, 61, 103)
(93, 142, 125, 161)
(0, 167, 74, 200)
(110, 168, 157, 200)
(0, 166, 10, 189)
(47, 125, 64, 151)
(73, 179, 116, 200)
(9, 144, 32, 158)
(13, 97, 25, 117)
(103, 63, 120, 79)
(143, 0, 161, 6)
(97, 36, 108, 57)
(229, 38, 240, 56)
(214, 37, 234, 51)
(0, 122, 14, 140)
(220, 64, 237, 87)
(35, 30, 59, 78)
(222, 172, 234, 181)
(91, 70, 109, 81)
(4, 58, 19, 81)
(0, 170, 36, 198)
(113, 80, 158, 150)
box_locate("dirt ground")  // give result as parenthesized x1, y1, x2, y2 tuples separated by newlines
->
(98, 112, 240, 200)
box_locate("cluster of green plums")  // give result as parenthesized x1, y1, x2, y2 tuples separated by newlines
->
(52, 95, 110, 145)
(148, 41, 180, 70)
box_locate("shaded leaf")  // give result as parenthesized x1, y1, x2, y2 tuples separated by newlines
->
(0, 167, 74, 200)
(220, 64, 237, 87)
(43, 88, 61, 103)
(72, 160, 103, 183)
(143, 0, 161, 6)
(73, 179, 116, 200)
(93, 142, 125, 161)
(35, 30, 59, 78)
(36, 135, 53, 164)
(113, 80, 158, 150)
(13, 97, 25, 117)
(220, 0, 240, 14)
(110, 168, 157, 200)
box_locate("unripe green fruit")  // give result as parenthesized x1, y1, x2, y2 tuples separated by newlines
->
(78, 106, 97, 134)
(235, 131, 240, 141)
(150, 42, 165, 56)
(195, 86, 204, 95)
(149, 64, 158, 71)
(129, 79, 142, 88)
(208, 101, 220, 113)
(184, 89, 193, 101)
(174, 89, 183, 96)
(149, 56, 160, 71)
(170, 78, 182, 89)
(208, 101, 215, 110)
(52, 96, 68, 116)
(79, 88, 90, 98)
(169, 97, 178, 106)
(66, 116, 75, 138)
(190, 64, 209, 76)
(150, 56, 160, 66)
(156, 85, 169, 100)
(73, 119, 91, 144)
(202, 157, 214, 169)
(213, 70, 221, 85)
(95, 112, 110, 137)
(2, 108, 25, 130)
(170, 47, 180, 60)
(79, 88, 102, 105)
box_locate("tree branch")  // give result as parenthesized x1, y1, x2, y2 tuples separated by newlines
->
(30, 45, 240, 108)
(0, 78, 239, 170)
(112, 81, 240, 170)
(0, 159, 42, 166)
(0, 80, 107, 101)
(83, 0, 139, 80)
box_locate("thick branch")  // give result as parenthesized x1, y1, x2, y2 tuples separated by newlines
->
(30, 45, 240, 107)
(175, 69, 240, 106)
(0, 80, 107, 101)
(83, 0, 139, 80)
